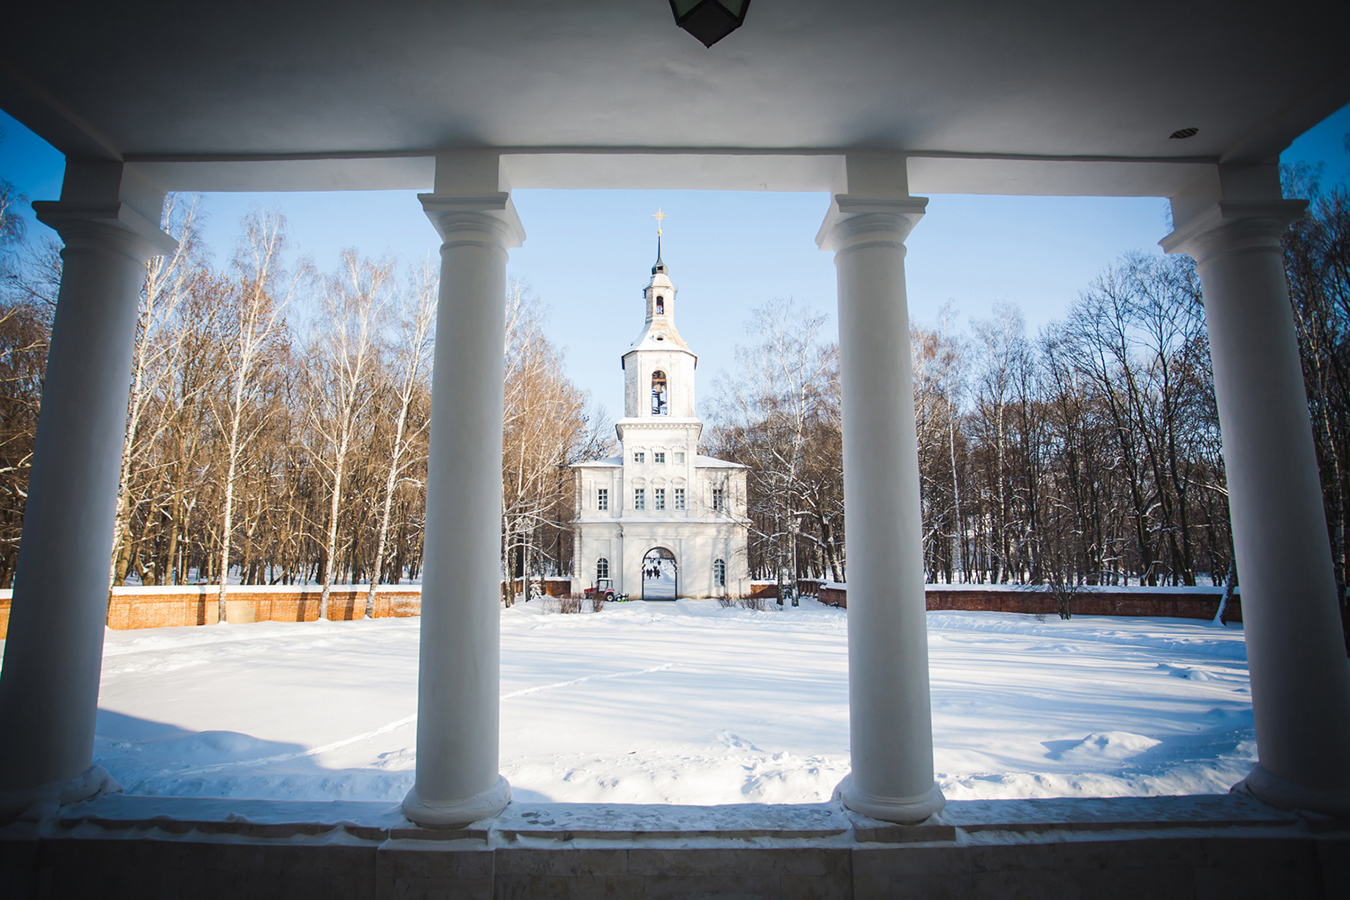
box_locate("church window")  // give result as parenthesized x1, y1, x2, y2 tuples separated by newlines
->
(654, 451, 665, 463)
(713, 487, 726, 512)
(656, 295, 665, 315)
(714, 559, 727, 589)
(597, 558, 609, 580)
(651, 370, 668, 415)
(655, 487, 666, 510)
(634, 451, 645, 464)
(675, 452, 685, 464)
(674, 488, 685, 510)
(634, 488, 645, 510)
(597, 488, 608, 511)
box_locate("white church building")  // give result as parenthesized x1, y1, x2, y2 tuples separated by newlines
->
(571, 236, 750, 600)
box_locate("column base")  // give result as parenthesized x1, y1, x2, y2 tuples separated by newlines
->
(837, 773, 946, 824)
(401, 775, 512, 828)
(1236, 762, 1350, 819)
(0, 764, 121, 823)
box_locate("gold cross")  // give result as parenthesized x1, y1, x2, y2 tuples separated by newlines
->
(652, 207, 668, 236)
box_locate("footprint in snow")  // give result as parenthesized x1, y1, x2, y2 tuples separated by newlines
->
(716, 731, 762, 753)
(1156, 663, 1212, 681)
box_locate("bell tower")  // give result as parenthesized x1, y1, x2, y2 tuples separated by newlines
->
(621, 212, 697, 420)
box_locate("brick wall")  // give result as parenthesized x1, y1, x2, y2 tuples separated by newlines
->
(811, 583, 1242, 622)
(104, 585, 426, 630)
(0, 585, 424, 639)
(509, 577, 572, 598)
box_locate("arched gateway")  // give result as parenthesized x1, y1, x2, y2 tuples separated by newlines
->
(642, 547, 678, 600)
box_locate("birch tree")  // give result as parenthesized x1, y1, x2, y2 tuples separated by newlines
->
(109, 194, 205, 588)
(500, 279, 598, 598)
(365, 259, 435, 617)
(310, 251, 391, 620)
(709, 298, 836, 589)
(214, 210, 294, 621)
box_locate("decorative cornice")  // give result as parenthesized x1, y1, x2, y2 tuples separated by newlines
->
(31, 201, 178, 257)
(1160, 199, 1306, 264)
(816, 194, 928, 253)
(417, 192, 526, 248)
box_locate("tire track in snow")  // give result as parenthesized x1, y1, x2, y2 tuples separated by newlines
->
(172, 713, 419, 776)
(501, 662, 677, 700)
(169, 663, 678, 775)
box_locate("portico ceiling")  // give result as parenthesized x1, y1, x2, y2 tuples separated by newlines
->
(2, 1, 1347, 195)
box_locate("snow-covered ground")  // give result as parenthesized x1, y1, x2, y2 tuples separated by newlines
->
(6, 599, 1256, 805)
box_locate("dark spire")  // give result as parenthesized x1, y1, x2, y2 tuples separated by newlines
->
(652, 234, 667, 274)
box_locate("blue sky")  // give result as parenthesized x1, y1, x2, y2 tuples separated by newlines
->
(3, 104, 1348, 419)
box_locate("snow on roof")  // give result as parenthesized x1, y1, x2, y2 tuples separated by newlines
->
(571, 454, 742, 469)
(572, 456, 624, 467)
(694, 454, 745, 469)
(624, 320, 696, 359)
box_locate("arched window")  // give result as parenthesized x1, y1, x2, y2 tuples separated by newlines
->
(597, 558, 609, 581)
(651, 370, 668, 415)
(655, 295, 665, 315)
(713, 558, 727, 589)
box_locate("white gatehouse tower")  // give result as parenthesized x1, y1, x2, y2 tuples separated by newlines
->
(571, 219, 750, 600)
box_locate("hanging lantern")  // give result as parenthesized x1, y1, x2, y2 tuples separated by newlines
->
(669, 0, 751, 48)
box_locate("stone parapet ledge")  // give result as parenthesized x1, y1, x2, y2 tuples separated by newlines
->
(9, 792, 1316, 846)
(3, 793, 1345, 900)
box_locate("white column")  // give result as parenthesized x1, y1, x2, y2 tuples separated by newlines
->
(819, 194, 945, 823)
(0, 174, 175, 814)
(401, 193, 522, 827)
(1164, 168, 1350, 817)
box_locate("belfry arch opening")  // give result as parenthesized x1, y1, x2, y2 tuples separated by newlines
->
(651, 370, 668, 415)
(641, 547, 678, 600)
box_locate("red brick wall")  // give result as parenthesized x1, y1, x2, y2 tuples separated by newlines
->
(102, 586, 426, 631)
(510, 578, 572, 598)
(0, 585, 424, 638)
(814, 585, 1242, 621)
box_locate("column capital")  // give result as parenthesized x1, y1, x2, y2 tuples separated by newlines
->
(1160, 199, 1306, 266)
(31, 200, 178, 261)
(417, 192, 526, 250)
(816, 195, 928, 254)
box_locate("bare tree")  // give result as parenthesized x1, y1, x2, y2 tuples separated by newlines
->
(109, 194, 205, 588)
(365, 259, 436, 617)
(309, 251, 391, 620)
(214, 210, 294, 621)
(501, 278, 605, 600)
(709, 298, 837, 589)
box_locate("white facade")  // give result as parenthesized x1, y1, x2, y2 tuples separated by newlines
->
(571, 245, 750, 600)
